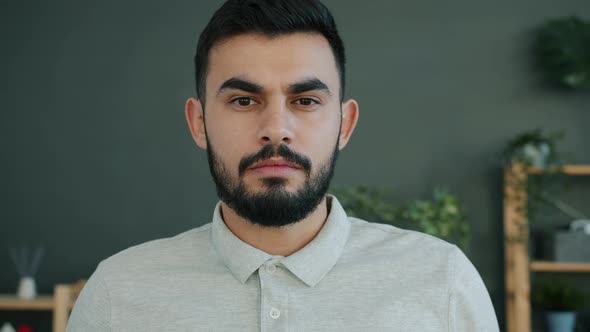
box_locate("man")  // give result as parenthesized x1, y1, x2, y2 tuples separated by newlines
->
(68, 0, 500, 331)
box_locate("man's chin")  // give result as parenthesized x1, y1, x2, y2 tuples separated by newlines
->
(246, 179, 303, 192)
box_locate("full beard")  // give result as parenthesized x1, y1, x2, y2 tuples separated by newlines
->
(206, 141, 339, 228)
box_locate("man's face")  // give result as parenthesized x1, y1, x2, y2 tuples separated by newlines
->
(186, 32, 358, 227)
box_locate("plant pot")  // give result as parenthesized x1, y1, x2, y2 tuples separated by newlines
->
(546, 311, 576, 332)
(520, 142, 551, 168)
(16, 277, 36, 299)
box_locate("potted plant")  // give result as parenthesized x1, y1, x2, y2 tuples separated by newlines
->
(502, 128, 570, 244)
(534, 16, 590, 90)
(502, 128, 565, 169)
(532, 279, 586, 332)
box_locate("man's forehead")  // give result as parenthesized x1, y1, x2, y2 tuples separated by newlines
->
(207, 32, 339, 93)
(210, 31, 332, 56)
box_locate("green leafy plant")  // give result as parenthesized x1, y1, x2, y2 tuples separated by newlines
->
(533, 279, 586, 311)
(330, 186, 397, 224)
(398, 189, 470, 251)
(501, 128, 565, 168)
(330, 186, 470, 251)
(535, 16, 590, 90)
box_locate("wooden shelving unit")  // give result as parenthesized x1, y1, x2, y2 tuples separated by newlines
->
(530, 261, 590, 273)
(528, 165, 590, 176)
(0, 281, 85, 332)
(0, 295, 56, 310)
(503, 163, 590, 332)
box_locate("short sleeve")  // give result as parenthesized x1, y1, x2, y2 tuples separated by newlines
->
(67, 261, 111, 332)
(448, 247, 500, 332)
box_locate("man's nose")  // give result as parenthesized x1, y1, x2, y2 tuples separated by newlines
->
(257, 100, 294, 146)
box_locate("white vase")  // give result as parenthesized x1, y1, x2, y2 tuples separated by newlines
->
(0, 322, 16, 332)
(17, 277, 36, 299)
(522, 143, 550, 168)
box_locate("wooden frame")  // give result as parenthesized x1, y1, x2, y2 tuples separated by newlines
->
(503, 163, 590, 332)
(54, 280, 86, 332)
(504, 162, 531, 332)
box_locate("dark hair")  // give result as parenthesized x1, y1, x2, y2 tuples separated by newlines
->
(194, 0, 346, 103)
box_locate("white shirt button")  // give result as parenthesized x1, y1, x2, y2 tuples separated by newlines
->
(269, 307, 281, 319)
(265, 264, 277, 274)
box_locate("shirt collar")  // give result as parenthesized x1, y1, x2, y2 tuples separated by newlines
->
(210, 195, 351, 287)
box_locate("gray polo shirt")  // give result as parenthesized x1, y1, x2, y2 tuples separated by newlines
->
(68, 195, 499, 331)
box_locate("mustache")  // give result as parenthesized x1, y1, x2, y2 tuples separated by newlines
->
(238, 144, 312, 176)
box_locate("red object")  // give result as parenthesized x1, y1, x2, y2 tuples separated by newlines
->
(17, 325, 33, 332)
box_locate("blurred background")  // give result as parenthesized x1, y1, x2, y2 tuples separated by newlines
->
(1, 0, 589, 331)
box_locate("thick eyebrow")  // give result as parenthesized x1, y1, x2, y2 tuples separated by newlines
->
(216, 77, 332, 97)
(217, 77, 263, 95)
(287, 78, 332, 96)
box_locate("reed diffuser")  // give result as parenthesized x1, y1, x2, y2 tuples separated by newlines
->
(9, 246, 45, 299)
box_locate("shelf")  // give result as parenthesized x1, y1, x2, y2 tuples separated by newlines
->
(530, 261, 590, 273)
(528, 165, 590, 176)
(0, 295, 54, 310)
(503, 163, 590, 332)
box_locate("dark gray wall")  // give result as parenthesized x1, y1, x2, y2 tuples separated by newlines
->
(1, 0, 589, 330)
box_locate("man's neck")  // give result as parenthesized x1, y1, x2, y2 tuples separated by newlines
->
(219, 196, 330, 257)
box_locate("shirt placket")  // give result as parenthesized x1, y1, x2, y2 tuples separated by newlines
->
(258, 258, 289, 332)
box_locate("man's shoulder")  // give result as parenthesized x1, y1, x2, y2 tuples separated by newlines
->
(345, 217, 458, 262)
(98, 223, 214, 276)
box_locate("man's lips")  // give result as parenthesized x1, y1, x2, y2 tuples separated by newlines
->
(248, 159, 301, 176)
(249, 159, 301, 170)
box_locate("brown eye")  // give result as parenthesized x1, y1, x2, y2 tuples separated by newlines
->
(232, 97, 256, 107)
(296, 98, 318, 106)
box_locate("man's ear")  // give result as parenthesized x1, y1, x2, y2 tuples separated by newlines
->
(338, 98, 359, 150)
(185, 97, 208, 150)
